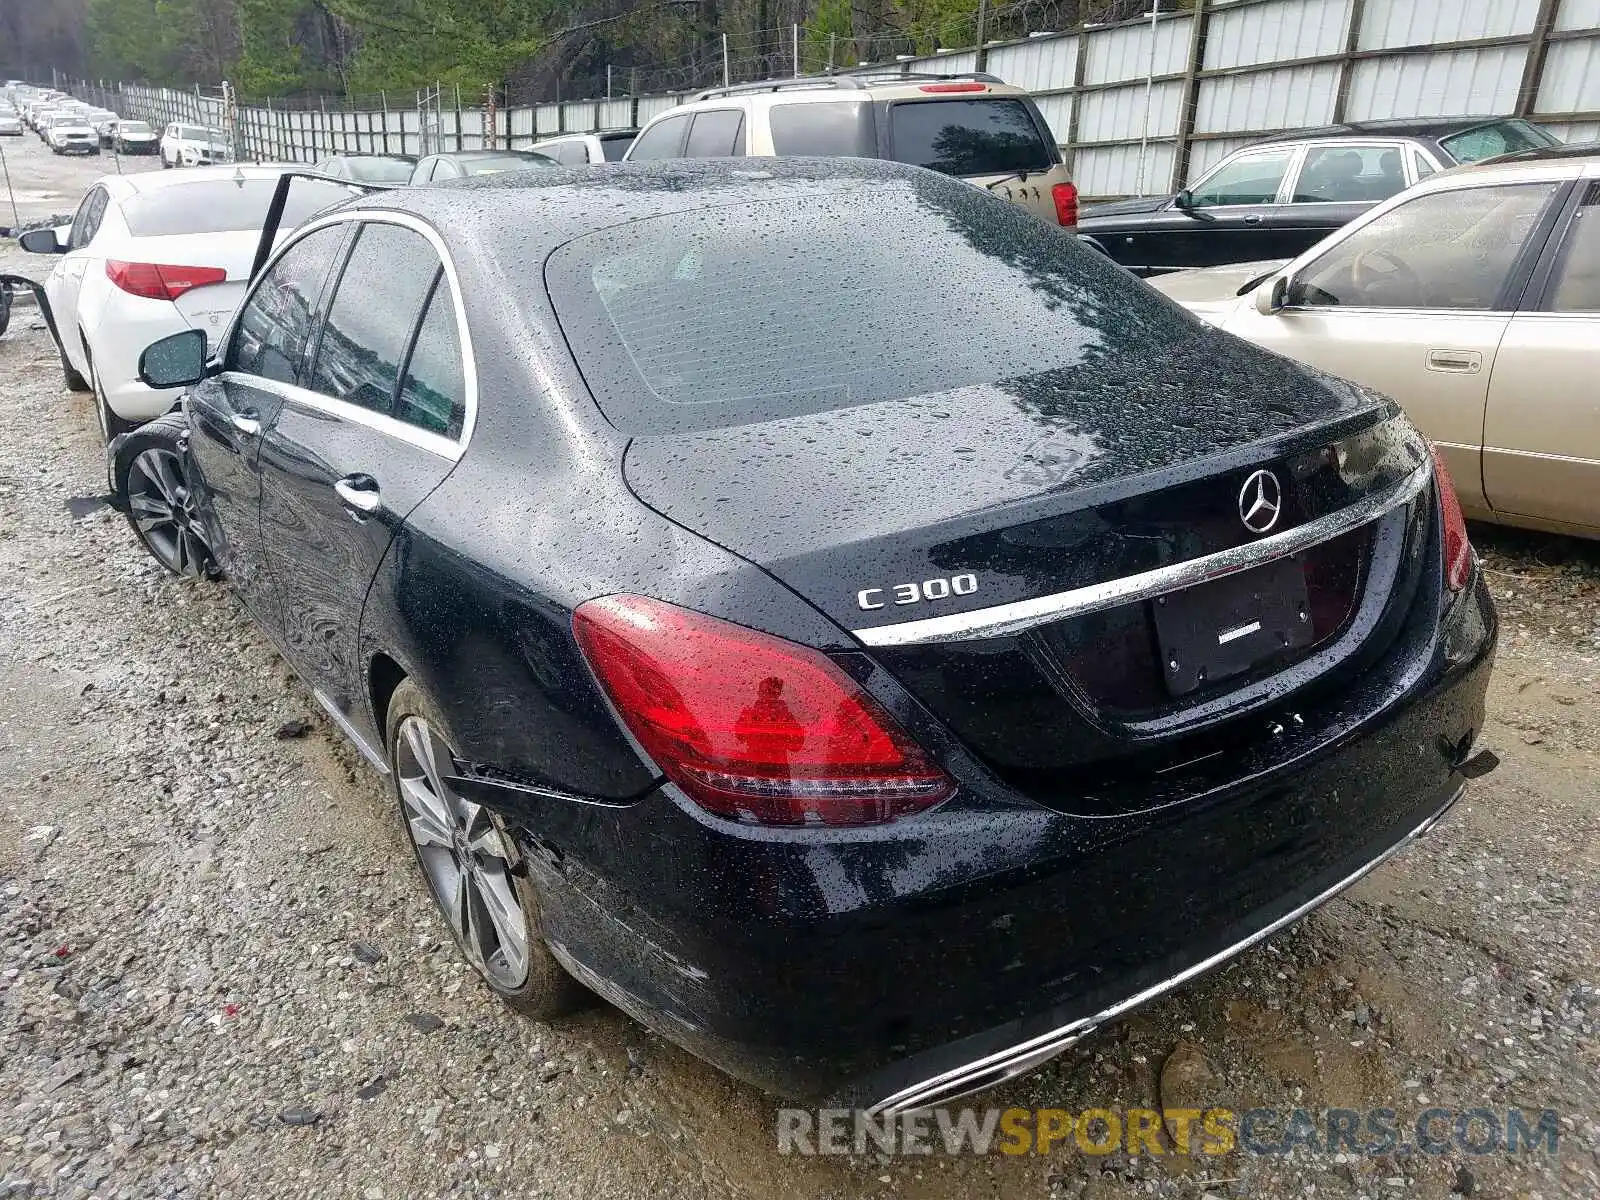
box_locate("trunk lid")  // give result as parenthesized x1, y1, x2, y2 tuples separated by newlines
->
(122, 232, 256, 348)
(623, 329, 1429, 799)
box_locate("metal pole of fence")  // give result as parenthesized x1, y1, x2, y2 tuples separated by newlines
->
(0, 137, 20, 230)
(794, 24, 800, 76)
(975, 0, 990, 70)
(607, 65, 612, 101)
(723, 33, 731, 86)
(827, 32, 836, 74)
(1136, 4, 1160, 197)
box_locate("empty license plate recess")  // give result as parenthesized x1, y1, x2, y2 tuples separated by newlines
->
(1152, 555, 1313, 697)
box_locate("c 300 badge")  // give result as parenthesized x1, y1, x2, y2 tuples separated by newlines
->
(857, 574, 978, 611)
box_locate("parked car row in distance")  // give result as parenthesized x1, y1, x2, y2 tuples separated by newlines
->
(1078, 117, 1563, 273)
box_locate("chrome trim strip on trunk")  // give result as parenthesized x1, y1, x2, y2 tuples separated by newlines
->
(865, 781, 1465, 1118)
(851, 460, 1432, 648)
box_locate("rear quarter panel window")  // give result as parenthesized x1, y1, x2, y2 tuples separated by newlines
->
(396, 275, 467, 437)
(768, 102, 876, 157)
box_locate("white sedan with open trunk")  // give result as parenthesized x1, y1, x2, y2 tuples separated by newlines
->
(17, 165, 353, 441)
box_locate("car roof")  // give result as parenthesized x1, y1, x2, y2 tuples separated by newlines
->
(338, 156, 966, 254)
(1252, 116, 1527, 144)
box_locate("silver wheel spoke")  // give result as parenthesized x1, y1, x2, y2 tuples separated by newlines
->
(474, 864, 529, 980)
(400, 776, 453, 848)
(462, 801, 507, 860)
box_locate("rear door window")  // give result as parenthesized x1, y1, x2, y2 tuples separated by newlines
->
(599, 134, 635, 161)
(628, 115, 691, 161)
(553, 141, 589, 165)
(307, 222, 441, 413)
(887, 98, 1054, 176)
(768, 102, 876, 157)
(1189, 148, 1295, 207)
(1291, 144, 1408, 204)
(228, 225, 349, 386)
(685, 110, 745, 158)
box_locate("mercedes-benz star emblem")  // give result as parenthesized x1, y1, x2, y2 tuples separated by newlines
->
(1238, 469, 1283, 534)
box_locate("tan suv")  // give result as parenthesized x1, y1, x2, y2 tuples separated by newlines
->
(623, 73, 1079, 230)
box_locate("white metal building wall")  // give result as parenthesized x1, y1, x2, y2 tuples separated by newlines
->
(107, 0, 1600, 197)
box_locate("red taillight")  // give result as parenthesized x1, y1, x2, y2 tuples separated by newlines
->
(1052, 181, 1079, 228)
(918, 82, 988, 93)
(106, 260, 226, 301)
(1429, 443, 1472, 592)
(573, 595, 954, 827)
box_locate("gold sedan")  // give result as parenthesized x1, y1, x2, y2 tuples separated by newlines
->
(1151, 145, 1600, 539)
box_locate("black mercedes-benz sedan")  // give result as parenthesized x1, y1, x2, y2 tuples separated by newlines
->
(107, 158, 1496, 1113)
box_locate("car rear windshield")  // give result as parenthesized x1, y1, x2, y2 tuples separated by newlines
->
(598, 134, 635, 161)
(769, 101, 876, 156)
(344, 157, 415, 182)
(464, 153, 556, 175)
(123, 178, 355, 237)
(887, 97, 1056, 176)
(543, 178, 1191, 435)
(1439, 119, 1560, 163)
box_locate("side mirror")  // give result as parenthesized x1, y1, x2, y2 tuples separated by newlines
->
(1173, 189, 1194, 209)
(18, 226, 67, 254)
(138, 328, 211, 388)
(1254, 275, 1291, 316)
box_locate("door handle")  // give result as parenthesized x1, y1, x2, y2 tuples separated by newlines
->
(1426, 349, 1482, 374)
(1242, 214, 1265, 224)
(334, 474, 382, 517)
(230, 410, 261, 436)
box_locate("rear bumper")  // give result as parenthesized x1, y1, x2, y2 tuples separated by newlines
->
(496, 564, 1494, 1106)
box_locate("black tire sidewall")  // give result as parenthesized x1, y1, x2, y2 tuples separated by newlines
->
(383, 678, 586, 1018)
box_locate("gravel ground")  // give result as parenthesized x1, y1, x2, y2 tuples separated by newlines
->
(1, 138, 1598, 1199)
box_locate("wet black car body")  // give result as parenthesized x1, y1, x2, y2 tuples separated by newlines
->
(1079, 116, 1561, 274)
(116, 160, 1494, 1111)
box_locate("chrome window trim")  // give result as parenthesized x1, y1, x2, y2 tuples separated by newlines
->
(222, 208, 479, 460)
(850, 459, 1431, 648)
(217, 373, 461, 460)
(867, 782, 1466, 1117)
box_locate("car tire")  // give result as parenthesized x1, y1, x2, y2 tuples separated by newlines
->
(384, 678, 589, 1020)
(109, 412, 222, 581)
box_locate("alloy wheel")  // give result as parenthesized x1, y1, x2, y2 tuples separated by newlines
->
(125, 447, 212, 577)
(395, 715, 531, 990)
